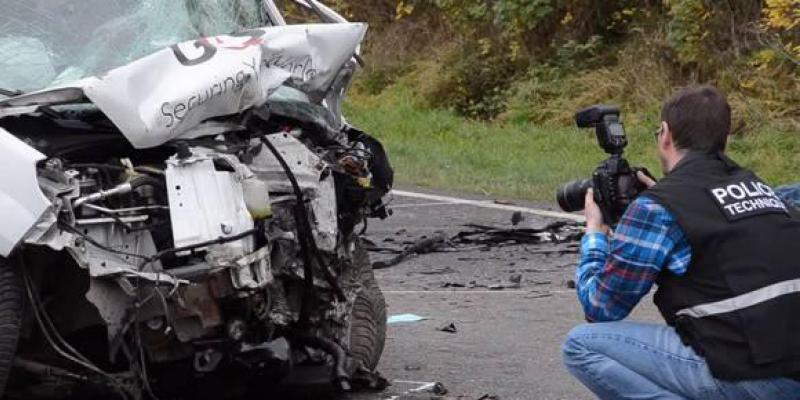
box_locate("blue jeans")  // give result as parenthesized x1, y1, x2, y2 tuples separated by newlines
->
(563, 322, 800, 399)
(776, 184, 800, 209)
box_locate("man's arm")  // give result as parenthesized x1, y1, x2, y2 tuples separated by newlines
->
(576, 196, 691, 322)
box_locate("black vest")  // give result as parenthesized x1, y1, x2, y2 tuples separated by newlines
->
(645, 152, 800, 380)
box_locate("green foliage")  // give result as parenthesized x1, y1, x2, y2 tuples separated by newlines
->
(501, 35, 674, 127)
(333, 0, 798, 129)
(552, 35, 604, 70)
(346, 83, 800, 201)
(491, 0, 556, 35)
(665, 0, 710, 67)
(407, 41, 523, 120)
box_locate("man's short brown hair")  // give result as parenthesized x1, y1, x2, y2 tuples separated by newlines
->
(661, 85, 731, 153)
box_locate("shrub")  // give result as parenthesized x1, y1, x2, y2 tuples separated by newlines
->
(407, 40, 524, 120)
(332, 0, 798, 129)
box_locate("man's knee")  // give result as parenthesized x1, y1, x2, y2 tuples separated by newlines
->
(562, 323, 595, 369)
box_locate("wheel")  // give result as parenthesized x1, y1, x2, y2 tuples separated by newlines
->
(0, 258, 24, 397)
(347, 242, 387, 371)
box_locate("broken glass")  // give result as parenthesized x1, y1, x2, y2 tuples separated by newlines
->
(0, 0, 265, 93)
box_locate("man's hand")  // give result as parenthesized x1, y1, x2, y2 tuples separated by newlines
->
(584, 189, 610, 235)
(637, 171, 657, 188)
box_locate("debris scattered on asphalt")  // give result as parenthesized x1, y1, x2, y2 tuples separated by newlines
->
(508, 274, 522, 287)
(417, 266, 457, 275)
(524, 293, 554, 299)
(388, 314, 427, 324)
(510, 211, 524, 226)
(368, 221, 583, 269)
(484, 275, 526, 291)
(453, 222, 582, 248)
(404, 364, 423, 371)
(409, 381, 449, 395)
(566, 279, 577, 289)
(372, 233, 450, 269)
(522, 246, 579, 255)
(359, 237, 403, 254)
(436, 322, 458, 334)
(437, 275, 565, 291)
(432, 382, 449, 395)
(477, 395, 500, 400)
(467, 280, 483, 289)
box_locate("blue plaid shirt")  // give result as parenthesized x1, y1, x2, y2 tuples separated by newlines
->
(576, 196, 692, 322)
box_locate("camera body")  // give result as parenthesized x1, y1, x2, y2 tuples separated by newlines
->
(557, 105, 652, 224)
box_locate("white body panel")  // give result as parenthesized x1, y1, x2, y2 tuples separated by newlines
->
(165, 153, 254, 252)
(0, 23, 367, 149)
(0, 128, 51, 256)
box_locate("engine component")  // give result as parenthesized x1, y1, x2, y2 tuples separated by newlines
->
(249, 133, 338, 252)
(165, 150, 254, 254)
(226, 319, 246, 341)
(230, 244, 273, 290)
(73, 174, 164, 208)
(73, 181, 133, 208)
(242, 178, 272, 220)
(194, 349, 223, 373)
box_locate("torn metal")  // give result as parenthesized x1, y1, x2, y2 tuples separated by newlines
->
(0, 1, 393, 399)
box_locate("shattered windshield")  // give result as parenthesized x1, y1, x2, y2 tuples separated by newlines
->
(0, 0, 265, 95)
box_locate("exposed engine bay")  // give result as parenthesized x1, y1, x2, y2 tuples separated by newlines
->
(1, 99, 392, 399)
(0, 2, 393, 399)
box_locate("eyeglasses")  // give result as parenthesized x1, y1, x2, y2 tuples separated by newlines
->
(653, 126, 663, 140)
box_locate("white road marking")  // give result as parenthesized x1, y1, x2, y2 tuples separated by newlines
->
(384, 290, 575, 295)
(408, 382, 438, 393)
(390, 201, 460, 209)
(380, 380, 439, 398)
(393, 380, 436, 385)
(394, 380, 440, 395)
(392, 190, 585, 222)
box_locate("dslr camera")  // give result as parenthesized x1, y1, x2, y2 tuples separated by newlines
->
(556, 105, 653, 224)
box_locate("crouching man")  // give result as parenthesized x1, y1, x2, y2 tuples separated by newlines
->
(563, 85, 800, 399)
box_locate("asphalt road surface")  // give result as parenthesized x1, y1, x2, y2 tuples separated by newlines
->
(343, 187, 662, 400)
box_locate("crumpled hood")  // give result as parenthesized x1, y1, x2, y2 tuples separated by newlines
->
(0, 23, 366, 149)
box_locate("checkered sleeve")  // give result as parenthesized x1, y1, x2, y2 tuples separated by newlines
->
(575, 196, 691, 322)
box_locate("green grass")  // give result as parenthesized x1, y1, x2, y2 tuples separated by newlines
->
(345, 84, 800, 202)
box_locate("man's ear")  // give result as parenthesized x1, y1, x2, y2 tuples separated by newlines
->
(661, 121, 673, 151)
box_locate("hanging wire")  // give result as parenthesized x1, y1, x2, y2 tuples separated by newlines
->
(20, 257, 132, 400)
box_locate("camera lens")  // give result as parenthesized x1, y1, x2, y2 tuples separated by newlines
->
(556, 178, 592, 212)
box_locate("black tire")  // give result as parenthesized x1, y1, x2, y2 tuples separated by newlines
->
(0, 259, 23, 397)
(346, 242, 387, 371)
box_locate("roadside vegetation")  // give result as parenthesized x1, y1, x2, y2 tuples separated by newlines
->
(326, 1, 800, 201)
(345, 84, 800, 201)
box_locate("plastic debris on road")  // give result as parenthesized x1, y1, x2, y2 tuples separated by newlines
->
(436, 322, 457, 333)
(388, 314, 427, 324)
